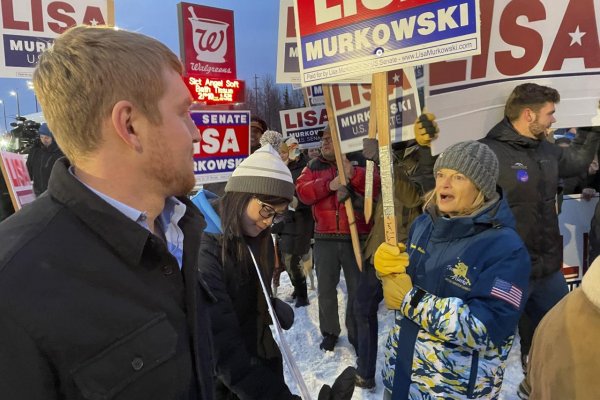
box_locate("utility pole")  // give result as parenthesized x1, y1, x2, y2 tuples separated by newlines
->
(27, 81, 39, 113)
(10, 90, 20, 117)
(0, 100, 7, 132)
(254, 74, 259, 116)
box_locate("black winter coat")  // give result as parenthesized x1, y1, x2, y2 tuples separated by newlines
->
(278, 155, 314, 255)
(197, 232, 296, 400)
(26, 139, 64, 197)
(481, 119, 600, 279)
(0, 158, 215, 400)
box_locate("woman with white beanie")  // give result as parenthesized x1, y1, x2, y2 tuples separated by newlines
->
(374, 141, 531, 399)
(197, 144, 299, 399)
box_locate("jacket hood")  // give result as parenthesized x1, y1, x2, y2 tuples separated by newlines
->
(427, 188, 516, 242)
(582, 256, 600, 308)
(486, 118, 541, 149)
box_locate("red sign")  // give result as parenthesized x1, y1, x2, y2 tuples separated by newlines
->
(177, 2, 237, 79)
(184, 74, 245, 104)
(0, 151, 35, 210)
(295, 0, 438, 36)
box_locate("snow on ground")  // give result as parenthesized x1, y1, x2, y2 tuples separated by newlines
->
(276, 272, 524, 399)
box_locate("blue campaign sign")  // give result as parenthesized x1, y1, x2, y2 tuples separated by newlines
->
(191, 110, 251, 184)
(293, 0, 482, 86)
(3, 34, 53, 68)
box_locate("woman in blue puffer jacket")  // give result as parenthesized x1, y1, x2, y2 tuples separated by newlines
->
(374, 141, 531, 399)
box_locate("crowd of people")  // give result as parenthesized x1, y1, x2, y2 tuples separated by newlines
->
(0, 25, 599, 400)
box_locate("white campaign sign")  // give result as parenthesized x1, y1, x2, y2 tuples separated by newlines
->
(425, 0, 600, 154)
(0, 0, 114, 78)
(328, 68, 421, 154)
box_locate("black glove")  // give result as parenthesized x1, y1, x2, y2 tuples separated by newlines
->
(337, 185, 365, 210)
(283, 209, 295, 223)
(337, 185, 352, 203)
(318, 366, 356, 400)
(362, 138, 379, 163)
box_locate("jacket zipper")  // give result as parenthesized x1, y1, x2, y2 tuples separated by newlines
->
(467, 349, 479, 398)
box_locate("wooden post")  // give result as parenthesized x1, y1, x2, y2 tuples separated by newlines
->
(364, 85, 377, 223)
(323, 84, 363, 271)
(372, 72, 397, 245)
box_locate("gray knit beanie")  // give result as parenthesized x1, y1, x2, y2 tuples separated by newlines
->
(433, 141, 499, 199)
(225, 144, 295, 201)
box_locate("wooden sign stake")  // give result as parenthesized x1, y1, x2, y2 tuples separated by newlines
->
(364, 85, 377, 223)
(323, 84, 363, 271)
(372, 72, 397, 245)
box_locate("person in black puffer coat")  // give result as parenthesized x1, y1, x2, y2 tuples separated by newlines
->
(479, 82, 600, 367)
(274, 137, 314, 307)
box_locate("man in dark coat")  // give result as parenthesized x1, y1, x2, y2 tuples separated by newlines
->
(480, 82, 600, 368)
(26, 123, 64, 197)
(276, 138, 314, 307)
(0, 26, 215, 400)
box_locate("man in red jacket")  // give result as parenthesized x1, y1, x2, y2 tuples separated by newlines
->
(296, 125, 379, 352)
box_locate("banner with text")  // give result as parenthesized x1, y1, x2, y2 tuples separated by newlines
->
(277, 0, 300, 84)
(184, 74, 245, 105)
(0, 151, 34, 210)
(329, 68, 421, 154)
(0, 0, 114, 78)
(192, 110, 250, 184)
(426, 0, 600, 154)
(293, 0, 481, 86)
(178, 3, 237, 79)
(280, 105, 328, 149)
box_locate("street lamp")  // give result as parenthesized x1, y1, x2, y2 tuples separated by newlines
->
(0, 100, 7, 133)
(9, 90, 20, 118)
(27, 81, 39, 113)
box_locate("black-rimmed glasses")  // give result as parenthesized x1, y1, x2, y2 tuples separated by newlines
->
(255, 198, 286, 224)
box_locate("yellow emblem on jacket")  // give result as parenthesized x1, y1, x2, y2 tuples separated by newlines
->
(445, 259, 472, 290)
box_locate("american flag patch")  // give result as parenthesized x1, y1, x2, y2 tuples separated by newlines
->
(490, 278, 523, 309)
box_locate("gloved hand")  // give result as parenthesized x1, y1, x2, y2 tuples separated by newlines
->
(374, 242, 409, 276)
(380, 272, 413, 310)
(342, 156, 355, 179)
(337, 185, 351, 203)
(318, 366, 356, 400)
(582, 187, 597, 201)
(329, 176, 342, 191)
(414, 113, 439, 147)
(362, 138, 379, 163)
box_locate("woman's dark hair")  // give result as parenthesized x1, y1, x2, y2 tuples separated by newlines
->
(218, 191, 289, 277)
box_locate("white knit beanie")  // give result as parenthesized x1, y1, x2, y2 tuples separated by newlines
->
(225, 144, 295, 201)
